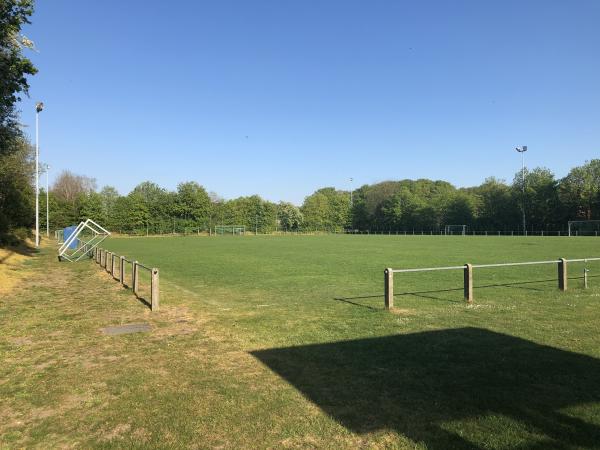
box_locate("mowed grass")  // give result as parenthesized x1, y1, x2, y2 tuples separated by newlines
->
(2, 235, 600, 448)
(103, 235, 600, 448)
(104, 235, 600, 346)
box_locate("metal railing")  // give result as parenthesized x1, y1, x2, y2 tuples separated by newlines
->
(94, 247, 159, 311)
(384, 257, 600, 309)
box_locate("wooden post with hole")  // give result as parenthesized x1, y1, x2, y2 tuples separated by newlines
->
(384, 268, 393, 309)
(151, 268, 160, 311)
(464, 263, 473, 303)
(106, 252, 112, 273)
(120, 256, 125, 285)
(558, 258, 568, 291)
(132, 261, 139, 296)
(111, 254, 116, 278)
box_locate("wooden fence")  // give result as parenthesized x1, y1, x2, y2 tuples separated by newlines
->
(384, 257, 600, 309)
(94, 247, 159, 311)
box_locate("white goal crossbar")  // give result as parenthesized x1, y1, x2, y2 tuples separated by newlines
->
(58, 218, 111, 262)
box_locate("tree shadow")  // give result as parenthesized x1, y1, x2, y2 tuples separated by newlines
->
(251, 328, 600, 449)
(0, 243, 36, 264)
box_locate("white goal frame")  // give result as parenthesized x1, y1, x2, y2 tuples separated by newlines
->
(58, 218, 110, 261)
(215, 225, 246, 235)
(444, 224, 467, 236)
(568, 220, 600, 237)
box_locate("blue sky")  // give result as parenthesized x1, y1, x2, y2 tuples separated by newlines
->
(19, 0, 600, 204)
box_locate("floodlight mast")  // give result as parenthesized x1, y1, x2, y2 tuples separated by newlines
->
(515, 145, 527, 236)
(43, 163, 50, 237)
(35, 102, 44, 247)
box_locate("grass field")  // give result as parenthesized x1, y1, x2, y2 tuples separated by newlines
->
(3, 235, 600, 448)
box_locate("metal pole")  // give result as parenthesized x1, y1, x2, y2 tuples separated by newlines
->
(35, 110, 39, 247)
(522, 150, 526, 235)
(46, 165, 50, 237)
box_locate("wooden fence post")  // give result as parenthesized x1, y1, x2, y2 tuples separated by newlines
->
(558, 258, 568, 291)
(464, 264, 473, 303)
(120, 256, 125, 285)
(151, 268, 160, 311)
(384, 268, 393, 309)
(106, 252, 112, 273)
(132, 261, 139, 296)
(110, 254, 116, 278)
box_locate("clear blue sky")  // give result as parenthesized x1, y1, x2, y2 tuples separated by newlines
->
(19, 0, 600, 204)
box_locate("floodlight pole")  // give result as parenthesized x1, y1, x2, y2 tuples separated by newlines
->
(35, 102, 44, 247)
(349, 177, 353, 207)
(44, 164, 50, 237)
(516, 146, 527, 236)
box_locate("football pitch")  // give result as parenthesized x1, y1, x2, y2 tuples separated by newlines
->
(100, 234, 600, 448)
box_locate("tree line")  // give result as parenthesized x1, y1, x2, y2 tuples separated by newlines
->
(0, 1, 37, 244)
(43, 159, 600, 236)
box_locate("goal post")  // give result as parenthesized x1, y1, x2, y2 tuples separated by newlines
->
(568, 220, 600, 237)
(215, 225, 246, 235)
(444, 225, 467, 236)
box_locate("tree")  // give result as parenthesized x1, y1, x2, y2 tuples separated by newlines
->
(277, 202, 303, 231)
(52, 171, 97, 204)
(0, 138, 34, 237)
(174, 181, 211, 228)
(559, 160, 600, 220)
(301, 188, 350, 231)
(0, 0, 37, 153)
(0, 1, 36, 241)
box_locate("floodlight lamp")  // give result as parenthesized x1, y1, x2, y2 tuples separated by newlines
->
(36, 102, 44, 112)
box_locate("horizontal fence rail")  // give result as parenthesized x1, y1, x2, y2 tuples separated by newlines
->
(93, 247, 159, 311)
(384, 257, 599, 309)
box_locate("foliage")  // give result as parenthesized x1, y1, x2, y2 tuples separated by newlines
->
(42, 159, 600, 235)
(0, 138, 33, 236)
(277, 202, 303, 231)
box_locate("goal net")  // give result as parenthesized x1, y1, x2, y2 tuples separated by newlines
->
(568, 220, 600, 236)
(215, 225, 246, 235)
(444, 225, 467, 236)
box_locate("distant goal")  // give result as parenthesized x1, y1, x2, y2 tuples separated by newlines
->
(568, 220, 600, 237)
(215, 225, 246, 235)
(444, 225, 467, 236)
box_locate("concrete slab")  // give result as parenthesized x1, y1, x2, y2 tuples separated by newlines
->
(101, 323, 151, 336)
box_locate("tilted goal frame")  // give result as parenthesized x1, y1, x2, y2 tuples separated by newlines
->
(58, 218, 110, 262)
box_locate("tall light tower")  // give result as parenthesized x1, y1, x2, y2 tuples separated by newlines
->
(42, 163, 50, 237)
(515, 145, 527, 236)
(35, 101, 44, 247)
(349, 177, 354, 206)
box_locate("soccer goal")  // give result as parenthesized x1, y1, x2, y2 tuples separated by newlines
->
(215, 225, 246, 235)
(568, 220, 600, 237)
(444, 225, 467, 236)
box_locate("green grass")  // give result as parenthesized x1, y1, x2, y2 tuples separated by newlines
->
(101, 235, 600, 448)
(2, 235, 600, 448)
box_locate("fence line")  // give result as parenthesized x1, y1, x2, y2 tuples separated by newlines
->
(93, 247, 159, 311)
(384, 257, 598, 309)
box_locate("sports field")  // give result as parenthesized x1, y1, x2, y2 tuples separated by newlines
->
(101, 235, 600, 448)
(4, 235, 600, 448)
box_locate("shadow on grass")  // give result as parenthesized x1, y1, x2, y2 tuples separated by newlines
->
(134, 294, 151, 310)
(0, 243, 37, 264)
(252, 327, 600, 449)
(333, 278, 584, 307)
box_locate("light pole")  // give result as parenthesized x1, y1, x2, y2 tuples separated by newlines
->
(515, 145, 527, 236)
(41, 163, 50, 237)
(35, 102, 44, 247)
(349, 177, 354, 206)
